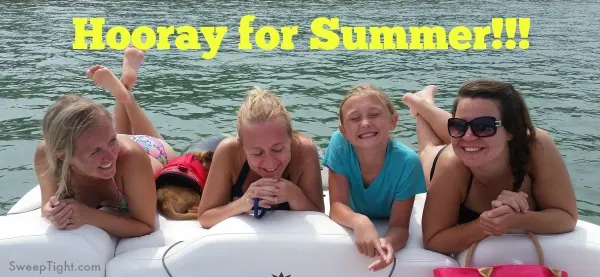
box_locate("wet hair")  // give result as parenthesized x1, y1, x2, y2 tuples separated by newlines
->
(451, 79, 537, 191)
(338, 83, 397, 122)
(41, 94, 113, 200)
(236, 87, 296, 143)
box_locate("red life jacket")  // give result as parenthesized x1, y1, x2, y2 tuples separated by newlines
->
(154, 153, 207, 193)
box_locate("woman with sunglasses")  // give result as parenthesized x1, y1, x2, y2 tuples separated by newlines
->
(401, 79, 578, 255)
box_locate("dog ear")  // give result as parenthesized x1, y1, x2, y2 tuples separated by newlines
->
(198, 151, 214, 162)
(205, 151, 214, 162)
(191, 152, 202, 161)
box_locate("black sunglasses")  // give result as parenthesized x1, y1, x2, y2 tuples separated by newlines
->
(447, 116, 503, 138)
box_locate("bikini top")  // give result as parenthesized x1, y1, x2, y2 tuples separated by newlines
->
(431, 145, 529, 225)
(230, 161, 291, 211)
(457, 174, 479, 225)
(96, 177, 128, 212)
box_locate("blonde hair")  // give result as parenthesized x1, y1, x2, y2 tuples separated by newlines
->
(339, 83, 397, 122)
(41, 94, 112, 200)
(236, 87, 294, 142)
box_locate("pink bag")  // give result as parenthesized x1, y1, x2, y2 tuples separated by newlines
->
(433, 232, 568, 277)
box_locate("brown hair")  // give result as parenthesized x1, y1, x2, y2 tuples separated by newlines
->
(452, 79, 537, 191)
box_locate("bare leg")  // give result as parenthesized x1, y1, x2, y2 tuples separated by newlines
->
(113, 98, 131, 134)
(87, 65, 162, 140)
(87, 61, 178, 162)
(414, 115, 445, 189)
(117, 45, 146, 136)
(86, 64, 131, 134)
(402, 85, 453, 189)
(119, 46, 178, 161)
(402, 85, 453, 144)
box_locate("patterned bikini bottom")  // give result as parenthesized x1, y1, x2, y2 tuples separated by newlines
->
(126, 135, 169, 165)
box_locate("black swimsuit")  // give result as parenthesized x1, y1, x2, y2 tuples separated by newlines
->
(430, 145, 480, 224)
(230, 161, 291, 211)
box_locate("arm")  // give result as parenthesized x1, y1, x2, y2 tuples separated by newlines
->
(323, 131, 366, 227)
(386, 153, 427, 251)
(422, 155, 487, 255)
(384, 199, 413, 251)
(197, 139, 250, 229)
(287, 138, 324, 212)
(35, 140, 59, 214)
(513, 129, 578, 233)
(327, 168, 369, 229)
(84, 143, 156, 237)
(35, 140, 71, 225)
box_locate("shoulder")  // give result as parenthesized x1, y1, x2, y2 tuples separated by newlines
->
(116, 135, 150, 167)
(390, 139, 420, 163)
(214, 136, 242, 154)
(36, 140, 46, 152)
(427, 146, 471, 190)
(324, 129, 351, 154)
(210, 136, 241, 172)
(529, 128, 558, 163)
(436, 145, 466, 169)
(329, 129, 348, 145)
(33, 140, 51, 173)
(117, 135, 146, 156)
(34, 140, 47, 158)
(529, 127, 564, 172)
(388, 140, 423, 174)
(531, 128, 556, 153)
(295, 133, 319, 153)
(291, 133, 320, 166)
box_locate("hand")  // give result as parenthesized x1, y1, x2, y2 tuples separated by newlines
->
(368, 238, 395, 272)
(479, 205, 520, 236)
(60, 199, 92, 230)
(42, 196, 73, 229)
(353, 216, 386, 258)
(257, 178, 297, 205)
(239, 180, 279, 212)
(491, 190, 529, 213)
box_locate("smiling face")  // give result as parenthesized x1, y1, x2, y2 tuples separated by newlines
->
(70, 117, 120, 180)
(451, 97, 511, 168)
(339, 92, 398, 150)
(239, 117, 292, 178)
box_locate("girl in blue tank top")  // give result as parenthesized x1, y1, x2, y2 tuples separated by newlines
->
(323, 83, 427, 272)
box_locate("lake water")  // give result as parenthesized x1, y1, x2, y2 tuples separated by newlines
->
(0, 0, 598, 225)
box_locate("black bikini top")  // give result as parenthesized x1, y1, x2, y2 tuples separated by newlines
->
(230, 161, 291, 211)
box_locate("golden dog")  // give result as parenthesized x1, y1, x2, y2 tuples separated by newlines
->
(156, 151, 213, 220)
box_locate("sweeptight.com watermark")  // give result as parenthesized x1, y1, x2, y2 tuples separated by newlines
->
(9, 261, 101, 274)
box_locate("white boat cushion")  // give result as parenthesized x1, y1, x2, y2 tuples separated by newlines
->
(114, 211, 209, 255)
(0, 209, 117, 277)
(454, 220, 600, 277)
(107, 207, 457, 277)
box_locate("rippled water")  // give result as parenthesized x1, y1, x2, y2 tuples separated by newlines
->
(1, 0, 599, 224)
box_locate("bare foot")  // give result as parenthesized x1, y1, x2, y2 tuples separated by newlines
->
(415, 85, 437, 105)
(87, 65, 132, 103)
(402, 93, 421, 118)
(121, 45, 145, 90)
(402, 85, 438, 118)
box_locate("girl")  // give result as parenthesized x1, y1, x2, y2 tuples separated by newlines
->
(323, 83, 427, 272)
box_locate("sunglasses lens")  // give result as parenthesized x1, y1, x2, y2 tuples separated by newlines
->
(448, 118, 467, 138)
(470, 117, 497, 137)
